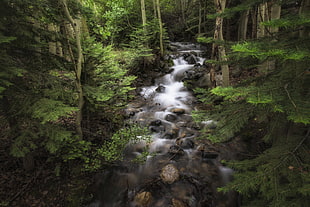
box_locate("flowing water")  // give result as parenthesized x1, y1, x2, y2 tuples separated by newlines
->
(89, 42, 237, 207)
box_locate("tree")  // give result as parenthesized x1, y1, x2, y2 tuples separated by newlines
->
(156, 0, 164, 56)
(210, 0, 229, 87)
(59, 0, 85, 139)
(141, 0, 147, 32)
(194, 0, 310, 206)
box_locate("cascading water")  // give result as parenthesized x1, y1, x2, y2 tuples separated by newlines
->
(89, 42, 238, 207)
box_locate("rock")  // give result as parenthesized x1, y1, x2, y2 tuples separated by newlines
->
(169, 145, 185, 155)
(155, 84, 166, 93)
(160, 164, 179, 184)
(185, 54, 197, 64)
(201, 151, 219, 159)
(149, 125, 164, 133)
(149, 119, 162, 126)
(165, 113, 178, 122)
(163, 126, 179, 139)
(176, 138, 195, 149)
(171, 108, 186, 115)
(172, 198, 186, 207)
(179, 128, 196, 138)
(134, 192, 153, 207)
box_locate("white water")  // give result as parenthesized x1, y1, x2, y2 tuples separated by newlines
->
(88, 43, 238, 207)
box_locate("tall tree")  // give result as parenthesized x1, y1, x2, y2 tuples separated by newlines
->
(141, 0, 147, 32)
(59, 0, 85, 139)
(210, 0, 229, 87)
(156, 0, 164, 56)
(194, 0, 310, 206)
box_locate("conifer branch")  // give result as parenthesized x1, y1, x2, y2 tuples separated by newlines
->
(284, 83, 297, 109)
(292, 127, 310, 154)
(274, 127, 309, 170)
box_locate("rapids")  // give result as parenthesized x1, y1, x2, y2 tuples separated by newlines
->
(88, 42, 239, 207)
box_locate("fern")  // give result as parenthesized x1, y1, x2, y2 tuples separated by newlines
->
(32, 98, 77, 124)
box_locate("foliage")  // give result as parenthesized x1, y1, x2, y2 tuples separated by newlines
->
(193, 0, 310, 206)
(77, 124, 152, 172)
(83, 37, 136, 112)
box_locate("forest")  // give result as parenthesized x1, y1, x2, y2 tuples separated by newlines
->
(0, 0, 309, 206)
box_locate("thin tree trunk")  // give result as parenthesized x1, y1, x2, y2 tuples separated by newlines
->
(269, 3, 281, 34)
(152, 0, 157, 18)
(210, 0, 229, 87)
(257, 1, 281, 74)
(299, 0, 310, 37)
(141, 0, 147, 32)
(48, 24, 57, 55)
(257, 3, 268, 38)
(156, 0, 164, 56)
(203, 0, 207, 33)
(60, 0, 84, 139)
(181, 0, 186, 28)
(251, 7, 257, 38)
(198, 0, 202, 34)
(238, 10, 249, 40)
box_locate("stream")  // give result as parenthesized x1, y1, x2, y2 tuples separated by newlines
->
(89, 42, 240, 207)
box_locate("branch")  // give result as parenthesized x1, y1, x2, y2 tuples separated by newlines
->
(284, 83, 297, 109)
(59, 0, 76, 30)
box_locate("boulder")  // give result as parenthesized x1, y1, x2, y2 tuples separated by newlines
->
(165, 113, 178, 122)
(172, 198, 187, 207)
(134, 192, 153, 207)
(160, 164, 179, 184)
(155, 84, 166, 93)
(169, 145, 185, 156)
(185, 54, 197, 64)
(201, 151, 219, 159)
(149, 125, 164, 133)
(171, 108, 186, 115)
(149, 119, 162, 126)
(163, 126, 179, 139)
(176, 138, 195, 149)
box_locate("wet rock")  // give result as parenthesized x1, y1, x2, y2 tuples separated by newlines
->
(172, 198, 186, 207)
(165, 113, 178, 122)
(163, 127, 179, 139)
(171, 108, 186, 115)
(185, 54, 197, 64)
(201, 152, 219, 159)
(179, 128, 196, 138)
(169, 145, 185, 156)
(160, 164, 179, 184)
(149, 125, 164, 133)
(176, 138, 195, 149)
(155, 84, 166, 93)
(134, 192, 153, 207)
(149, 119, 162, 126)
(176, 121, 187, 127)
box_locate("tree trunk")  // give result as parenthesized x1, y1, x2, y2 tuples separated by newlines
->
(48, 24, 57, 55)
(141, 0, 147, 32)
(156, 0, 164, 56)
(257, 1, 281, 74)
(152, 0, 157, 18)
(251, 7, 257, 39)
(210, 0, 229, 87)
(257, 3, 268, 38)
(198, 0, 202, 34)
(299, 0, 310, 37)
(60, 0, 84, 139)
(238, 10, 249, 40)
(269, 3, 281, 34)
